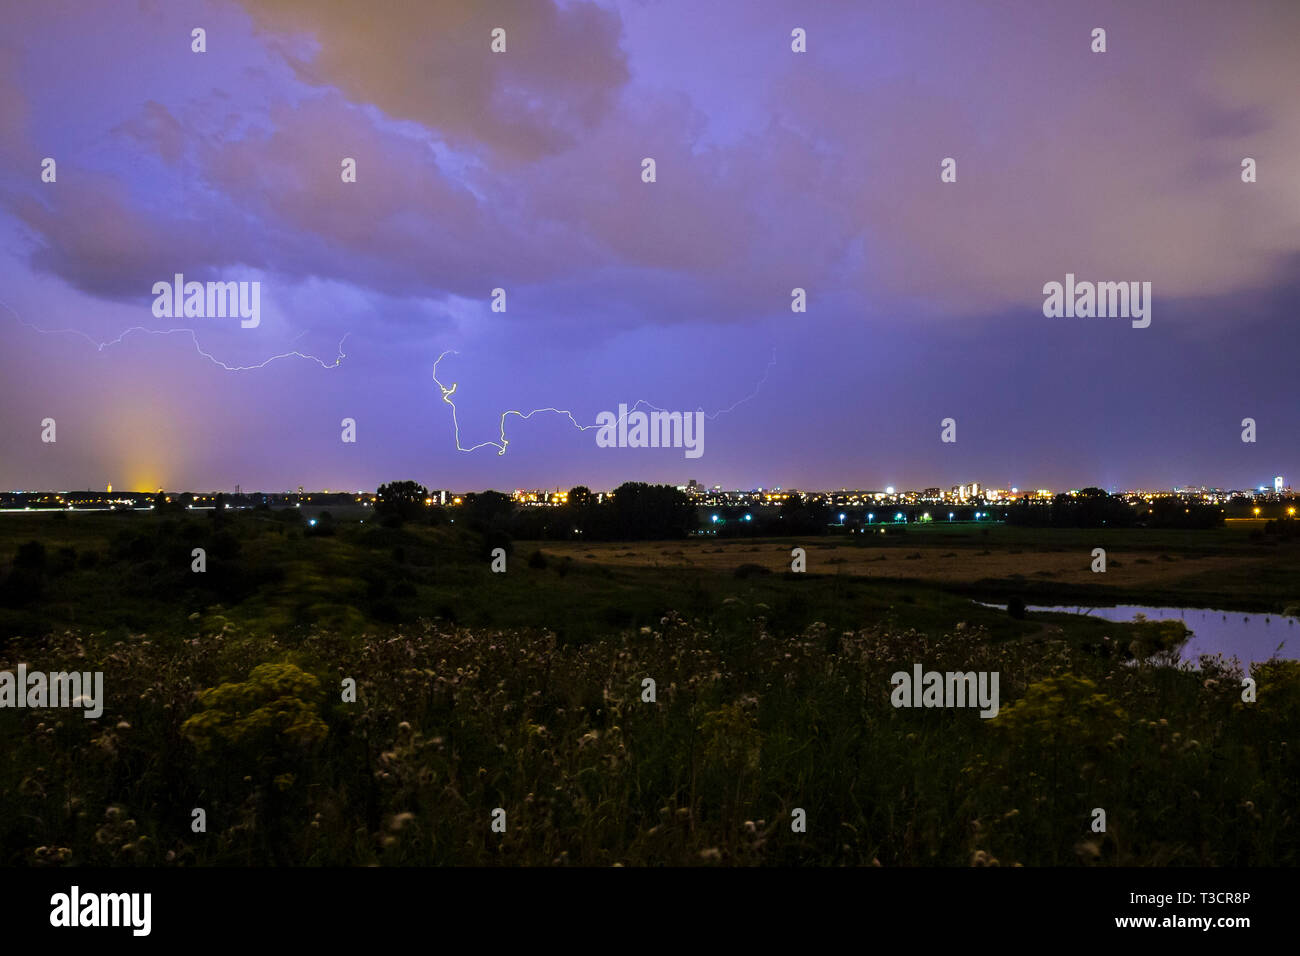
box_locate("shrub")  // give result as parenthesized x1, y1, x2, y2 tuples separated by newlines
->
(182, 662, 328, 758)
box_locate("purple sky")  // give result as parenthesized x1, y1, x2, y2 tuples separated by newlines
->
(2, 0, 1298, 494)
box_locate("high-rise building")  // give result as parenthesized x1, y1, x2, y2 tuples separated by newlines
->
(1276, 476, 1284, 493)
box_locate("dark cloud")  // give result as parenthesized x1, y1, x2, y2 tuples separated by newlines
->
(237, 0, 631, 161)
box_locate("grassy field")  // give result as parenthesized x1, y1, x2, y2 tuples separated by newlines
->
(538, 520, 1300, 613)
(1, 511, 1297, 866)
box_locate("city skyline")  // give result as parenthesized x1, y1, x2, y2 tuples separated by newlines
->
(1, 474, 1291, 502)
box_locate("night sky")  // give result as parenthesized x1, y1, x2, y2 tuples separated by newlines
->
(2, 0, 1297, 494)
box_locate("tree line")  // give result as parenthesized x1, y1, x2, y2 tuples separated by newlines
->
(1004, 488, 1224, 529)
(376, 480, 698, 540)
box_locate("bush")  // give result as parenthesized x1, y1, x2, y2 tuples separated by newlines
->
(375, 481, 429, 525)
(182, 662, 328, 758)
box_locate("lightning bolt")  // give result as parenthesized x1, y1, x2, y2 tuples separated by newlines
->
(433, 348, 777, 456)
(1, 299, 348, 371)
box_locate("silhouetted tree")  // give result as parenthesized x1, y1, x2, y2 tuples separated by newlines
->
(462, 490, 514, 531)
(1146, 498, 1224, 529)
(606, 482, 696, 539)
(779, 493, 830, 535)
(376, 481, 429, 524)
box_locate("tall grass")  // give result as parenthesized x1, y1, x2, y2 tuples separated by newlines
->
(3, 612, 1295, 866)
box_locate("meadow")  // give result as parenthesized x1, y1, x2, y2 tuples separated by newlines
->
(1, 509, 1297, 865)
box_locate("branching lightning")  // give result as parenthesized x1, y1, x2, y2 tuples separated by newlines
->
(2, 300, 349, 371)
(432, 348, 777, 455)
